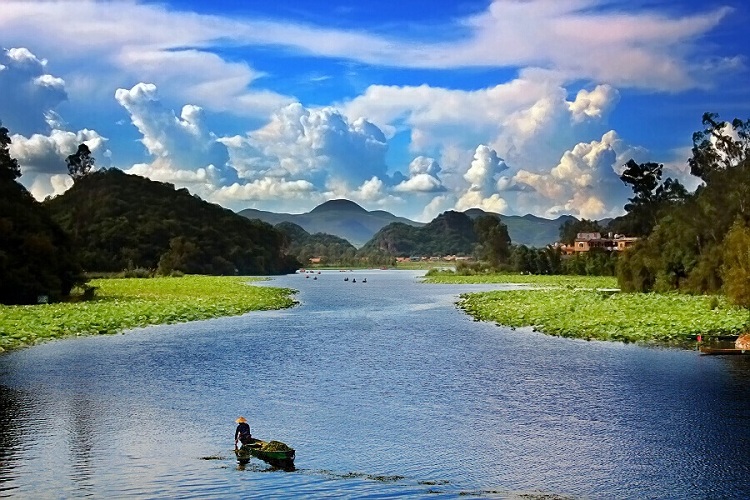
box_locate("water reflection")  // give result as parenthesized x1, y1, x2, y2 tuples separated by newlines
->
(66, 395, 98, 496)
(0, 385, 23, 496)
(1, 270, 750, 498)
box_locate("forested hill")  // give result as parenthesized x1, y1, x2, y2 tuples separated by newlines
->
(275, 222, 357, 266)
(241, 199, 578, 248)
(464, 209, 577, 248)
(44, 169, 299, 275)
(359, 210, 477, 256)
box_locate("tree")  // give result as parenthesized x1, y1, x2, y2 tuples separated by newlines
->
(0, 122, 21, 181)
(722, 218, 750, 308)
(613, 159, 687, 237)
(689, 112, 750, 183)
(66, 143, 95, 181)
(473, 215, 511, 268)
(1, 123, 86, 304)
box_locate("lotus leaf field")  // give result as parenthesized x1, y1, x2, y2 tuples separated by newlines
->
(426, 274, 750, 344)
(0, 276, 297, 352)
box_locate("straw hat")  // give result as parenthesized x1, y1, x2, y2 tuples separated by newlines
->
(236, 416, 247, 424)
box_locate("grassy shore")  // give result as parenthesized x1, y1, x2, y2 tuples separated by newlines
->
(425, 273, 749, 344)
(0, 276, 297, 352)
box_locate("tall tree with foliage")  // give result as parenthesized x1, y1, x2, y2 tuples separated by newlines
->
(617, 113, 750, 295)
(721, 218, 750, 308)
(689, 112, 750, 183)
(0, 122, 85, 304)
(0, 122, 20, 181)
(473, 215, 511, 268)
(66, 143, 95, 181)
(611, 159, 687, 237)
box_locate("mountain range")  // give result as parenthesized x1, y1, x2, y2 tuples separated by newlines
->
(239, 200, 577, 248)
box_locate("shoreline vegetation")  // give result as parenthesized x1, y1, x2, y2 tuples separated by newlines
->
(424, 272, 750, 345)
(0, 275, 297, 352)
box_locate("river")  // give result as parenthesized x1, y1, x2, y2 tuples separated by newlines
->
(1, 270, 749, 498)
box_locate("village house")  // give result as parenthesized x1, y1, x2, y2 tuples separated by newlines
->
(561, 232, 638, 255)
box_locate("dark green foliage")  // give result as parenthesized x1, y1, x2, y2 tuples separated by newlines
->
(563, 248, 617, 276)
(616, 113, 750, 296)
(510, 245, 563, 275)
(473, 215, 511, 268)
(0, 122, 21, 181)
(359, 211, 477, 257)
(0, 124, 86, 304)
(0, 182, 86, 304)
(609, 159, 688, 237)
(721, 218, 750, 307)
(275, 221, 357, 266)
(44, 169, 300, 275)
(66, 143, 94, 181)
(689, 112, 750, 182)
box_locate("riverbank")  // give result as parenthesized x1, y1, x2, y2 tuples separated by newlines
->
(425, 273, 749, 344)
(0, 275, 297, 352)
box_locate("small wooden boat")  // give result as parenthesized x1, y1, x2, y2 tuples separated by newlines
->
(699, 346, 750, 355)
(236, 439, 295, 469)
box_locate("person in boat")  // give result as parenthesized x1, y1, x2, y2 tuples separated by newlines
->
(234, 416, 254, 448)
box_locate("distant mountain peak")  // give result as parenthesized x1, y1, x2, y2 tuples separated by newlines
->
(309, 199, 367, 214)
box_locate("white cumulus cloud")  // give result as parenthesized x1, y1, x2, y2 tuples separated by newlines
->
(394, 156, 445, 193)
(512, 131, 633, 219)
(0, 47, 67, 135)
(455, 145, 510, 213)
(115, 82, 237, 191)
(241, 103, 389, 188)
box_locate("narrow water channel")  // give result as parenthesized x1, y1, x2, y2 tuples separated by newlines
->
(1, 270, 749, 498)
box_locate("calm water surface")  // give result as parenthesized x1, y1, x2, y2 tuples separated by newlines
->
(1, 270, 750, 499)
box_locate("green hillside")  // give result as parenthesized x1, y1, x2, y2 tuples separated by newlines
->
(44, 169, 299, 275)
(275, 221, 357, 265)
(464, 209, 576, 247)
(359, 210, 477, 256)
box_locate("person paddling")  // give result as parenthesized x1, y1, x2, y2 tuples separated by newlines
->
(234, 416, 253, 448)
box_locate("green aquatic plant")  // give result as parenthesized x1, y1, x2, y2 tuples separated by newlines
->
(458, 288, 749, 344)
(260, 441, 293, 452)
(424, 273, 618, 290)
(0, 275, 297, 352)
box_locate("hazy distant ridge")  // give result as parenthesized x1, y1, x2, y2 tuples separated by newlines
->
(239, 200, 578, 248)
(239, 199, 422, 248)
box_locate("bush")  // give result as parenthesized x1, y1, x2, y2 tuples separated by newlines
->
(722, 219, 750, 308)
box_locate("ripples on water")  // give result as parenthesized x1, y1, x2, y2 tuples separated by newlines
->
(1, 270, 750, 498)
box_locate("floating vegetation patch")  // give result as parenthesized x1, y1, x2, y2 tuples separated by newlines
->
(424, 273, 618, 290)
(419, 479, 451, 486)
(199, 454, 225, 460)
(260, 440, 293, 452)
(320, 470, 405, 483)
(0, 276, 298, 351)
(459, 288, 749, 344)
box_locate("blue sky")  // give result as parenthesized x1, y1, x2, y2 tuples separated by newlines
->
(1, 0, 748, 222)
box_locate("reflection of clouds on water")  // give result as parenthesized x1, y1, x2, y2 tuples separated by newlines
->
(2, 270, 750, 497)
(0, 385, 25, 495)
(66, 395, 98, 495)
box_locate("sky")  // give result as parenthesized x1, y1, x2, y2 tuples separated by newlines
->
(1, 0, 748, 222)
